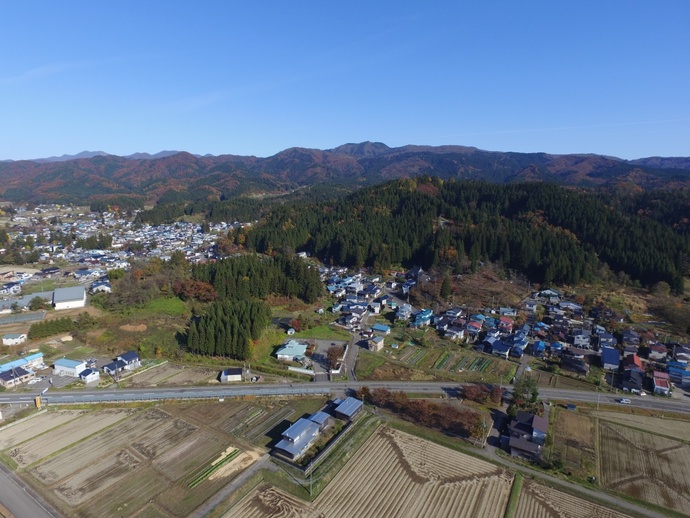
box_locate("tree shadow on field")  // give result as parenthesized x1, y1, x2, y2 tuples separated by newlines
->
(486, 408, 508, 448)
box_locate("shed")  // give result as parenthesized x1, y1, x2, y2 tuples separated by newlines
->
(335, 397, 363, 421)
(220, 367, 243, 383)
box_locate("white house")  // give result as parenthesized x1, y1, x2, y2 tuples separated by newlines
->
(275, 340, 308, 362)
(2, 333, 27, 346)
(52, 286, 86, 310)
(79, 368, 100, 383)
(54, 358, 87, 377)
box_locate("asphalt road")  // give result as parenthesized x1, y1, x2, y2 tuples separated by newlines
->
(0, 462, 59, 518)
(2, 381, 688, 415)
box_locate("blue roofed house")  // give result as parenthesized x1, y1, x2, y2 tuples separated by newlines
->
(118, 350, 141, 370)
(601, 347, 620, 371)
(275, 340, 308, 362)
(371, 323, 391, 335)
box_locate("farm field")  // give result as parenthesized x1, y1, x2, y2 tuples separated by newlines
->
(225, 426, 513, 518)
(599, 421, 690, 515)
(515, 479, 633, 518)
(0, 401, 295, 517)
(593, 411, 690, 441)
(127, 362, 217, 387)
(547, 408, 596, 479)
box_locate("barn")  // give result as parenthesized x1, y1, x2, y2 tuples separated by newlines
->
(52, 286, 86, 310)
(220, 367, 243, 383)
(54, 358, 87, 377)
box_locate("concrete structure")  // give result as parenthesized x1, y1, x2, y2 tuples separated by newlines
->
(2, 333, 27, 346)
(54, 358, 87, 377)
(52, 286, 86, 310)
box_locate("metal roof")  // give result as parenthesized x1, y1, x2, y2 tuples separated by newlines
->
(52, 285, 86, 303)
(54, 358, 85, 369)
(335, 397, 363, 418)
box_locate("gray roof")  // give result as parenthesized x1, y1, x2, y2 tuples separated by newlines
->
(335, 397, 363, 418)
(275, 418, 320, 458)
(53, 285, 85, 303)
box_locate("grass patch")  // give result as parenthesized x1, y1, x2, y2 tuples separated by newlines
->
(138, 297, 187, 317)
(293, 325, 350, 341)
(504, 472, 523, 518)
(354, 351, 386, 378)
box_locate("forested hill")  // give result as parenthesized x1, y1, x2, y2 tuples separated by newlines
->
(242, 178, 689, 294)
(2, 143, 690, 205)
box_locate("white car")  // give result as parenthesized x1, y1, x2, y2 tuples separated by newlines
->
(618, 398, 631, 404)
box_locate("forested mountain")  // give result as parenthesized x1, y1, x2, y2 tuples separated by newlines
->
(2, 143, 690, 206)
(242, 178, 689, 294)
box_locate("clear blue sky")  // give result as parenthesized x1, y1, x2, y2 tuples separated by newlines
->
(1, 1, 689, 160)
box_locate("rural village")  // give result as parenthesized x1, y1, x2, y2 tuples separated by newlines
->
(0, 204, 689, 518)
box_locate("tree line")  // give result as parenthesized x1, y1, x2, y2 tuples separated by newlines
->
(242, 177, 688, 293)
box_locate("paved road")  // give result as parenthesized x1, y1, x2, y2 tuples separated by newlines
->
(0, 462, 60, 518)
(2, 382, 688, 415)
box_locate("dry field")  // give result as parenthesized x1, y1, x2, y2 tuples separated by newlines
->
(226, 426, 513, 518)
(0, 410, 83, 450)
(9, 409, 133, 468)
(599, 421, 690, 514)
(515, 479, 632, 518)
(549, 409, 596, 478)
(594, 411, 690, 441)
(1, 404, 264, 518)
(127, 363, 217, 386)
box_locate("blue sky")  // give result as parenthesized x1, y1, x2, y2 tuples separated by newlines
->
(1, 1, 689, 160)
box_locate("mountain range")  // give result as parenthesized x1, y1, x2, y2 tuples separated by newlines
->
(1, 142, 689, 206)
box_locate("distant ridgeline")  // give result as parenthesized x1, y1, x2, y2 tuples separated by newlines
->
(241, 178, 688, 294)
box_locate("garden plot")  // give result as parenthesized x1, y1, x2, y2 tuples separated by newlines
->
(599, 421, 690, 514)
(226, 427, 512, 518)
(131, 418, 198, 459)
(549, 409, 596, 478)
(453, 355, 492, 373)
(80, 467, 166, 518)
(9, 409, 134, 468)
(515, 479, 632, 518)
(159, 367, 217, 385)
(0, 410, 83, 450)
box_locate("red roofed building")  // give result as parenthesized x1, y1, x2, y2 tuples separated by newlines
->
(623, 353, 644, 373)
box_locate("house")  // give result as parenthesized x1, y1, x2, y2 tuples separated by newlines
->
(622, 354, 644, 373)
(0, 366, 33, 388)
(445, 325, 465, 341)
(118, 351, 141, 370)
(621, 370, 644, 393)
(489, 340, 511, 359)
(509, 411, 548, 445)
(653, 371, 670, 396)
(622, 345, 638, 357)
(561, 355, 589, 375)
(648, 344, 668, 361)
(572, 329, 592, 349)
(54, 358, 87, 377)
(2, 333, 27, 346)
(539, 288, 562, 303)
(598, 332, 616, 348)
(220, 367, 243, 382)
(0, 353, 44, 374)
(79, 368, 100, 383)
(600, 347, 620, 371)
(274, 417, 322, 460)
(622, 329, 640, 346)
(508, 436, 542, 459)
(446, 307, 464, 319)
(371, 323, 391, 335)
(524, 300, 539, 314)
(499, 307, 517, 317)
(498, 316, 513, 334)
(369, 336, 385, 352)
(103, 359, 127, 375)
(275, 340, 308, 362)
(334, 396, 363, 421)
(52, 286, 86, 310)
